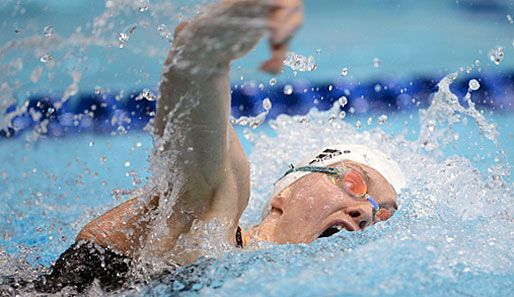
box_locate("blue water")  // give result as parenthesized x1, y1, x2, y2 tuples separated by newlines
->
(1, 0, 514, 296)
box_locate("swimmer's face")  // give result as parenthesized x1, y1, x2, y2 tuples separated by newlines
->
(266, 160, 398, 244)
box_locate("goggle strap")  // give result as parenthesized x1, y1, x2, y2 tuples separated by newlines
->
(367, 195, 379, 210)
(281, 165, 340, 180)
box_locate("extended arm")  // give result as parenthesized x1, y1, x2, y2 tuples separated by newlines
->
(77, 0, 303, 262)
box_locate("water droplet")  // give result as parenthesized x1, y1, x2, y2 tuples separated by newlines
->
(282, 52, 317, 71)
(339, 111, 346, 119)
(507, 14, 513, 24)
(374, 84, 382, 92)
(475, 60, 481, 66)
(338, 96, 348, 107)
(157, 24, 173, 43)
(119, 24, 137, 48)
(468, 79, 480, 91)
(262, 98, 272, 110)
(488, 47, 504, 65)
(367, 117, 373, 125)
(269, 78, 277, 86)
(43, 25, 54, 37)
(373, 57, 381, 68)
(355, 121, 362, 129)
(89, 141, 94, 147)
(138, 0, 149, 11)
(340, 67, 348, 76)
(283, 84, 293, 95)
(258, 83, 264, 91)
(328, 114, 337, 123)
(328, 85, 333, 91)
(124, 161, 131, 167)
(378, 114, 388, 125)
(137, 88, 156, 101)
(94, 86, 103, 95)
(466, 66, 472, 74)
(427, 120, 436, 132)
(40, 54, 52, 63)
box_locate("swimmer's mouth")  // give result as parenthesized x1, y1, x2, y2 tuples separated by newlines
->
(318, 221, 355, 238)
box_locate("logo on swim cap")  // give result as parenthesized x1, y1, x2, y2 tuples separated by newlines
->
(308, 149, 342, 164)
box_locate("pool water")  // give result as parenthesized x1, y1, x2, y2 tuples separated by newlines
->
(1, 0, 514, 296)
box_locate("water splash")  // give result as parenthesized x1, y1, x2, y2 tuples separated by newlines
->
(282, 52, 317, 72)
(488, 47, 504, 65)
(157, 24, 173, 43)
(119, 23, 138, 48)
(42, 26, 54, 37)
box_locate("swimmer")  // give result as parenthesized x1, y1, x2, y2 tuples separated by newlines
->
(33, 0, 405, 293)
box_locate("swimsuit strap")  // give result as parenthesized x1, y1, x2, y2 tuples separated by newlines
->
(235, 226, 243, 248)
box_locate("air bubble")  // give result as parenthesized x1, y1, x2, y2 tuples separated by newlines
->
(374, 84, 382, 92)
(283, 84, 293, 95)
(340, 67, 348, 76)
(187, 147, 194, 152)
(124, 161, 131, 167)
(475, 60, 480, 66)
(262, 98, 272, 110)
(355, 121, 361, 129)
(367, 117, 372, 125)
(43, 25, 54, 37)
(258, 83, 264, 91)
(269, 78, 277, 86)
(338, 96, 348, 107)
(468, 79, 480, 91)
(378, 114, 388, 125)
(507, 14, 513, 24)
(339, 111, 346, 119)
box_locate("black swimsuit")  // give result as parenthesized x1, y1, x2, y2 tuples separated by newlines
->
(30, 226, 244, 293)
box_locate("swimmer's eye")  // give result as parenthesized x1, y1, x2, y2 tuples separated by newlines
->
(334, 170, 368, 199)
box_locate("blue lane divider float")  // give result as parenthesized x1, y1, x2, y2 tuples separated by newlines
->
(2, 72, 513, 138)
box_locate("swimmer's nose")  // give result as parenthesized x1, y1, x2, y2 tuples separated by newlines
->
(345, 204, 373, 230)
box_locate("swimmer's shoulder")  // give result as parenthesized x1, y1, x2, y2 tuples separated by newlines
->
(76, 197, 153, 255)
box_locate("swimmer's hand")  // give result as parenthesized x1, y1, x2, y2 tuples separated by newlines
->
(260, 0, 304, 74)
(170, 0, 302, 75)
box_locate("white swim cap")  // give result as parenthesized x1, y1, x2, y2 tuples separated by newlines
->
(260, 144, 406, 221)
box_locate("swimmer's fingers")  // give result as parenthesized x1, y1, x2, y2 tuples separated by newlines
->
(259, 42, 288, 74)
(260, 0, 303, 74)
(268, 0, 303, 45)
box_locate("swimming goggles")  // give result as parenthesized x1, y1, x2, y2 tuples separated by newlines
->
(280, 164, 395, 223)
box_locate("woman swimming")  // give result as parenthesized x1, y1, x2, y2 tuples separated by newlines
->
(32, 0, 405, 293)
